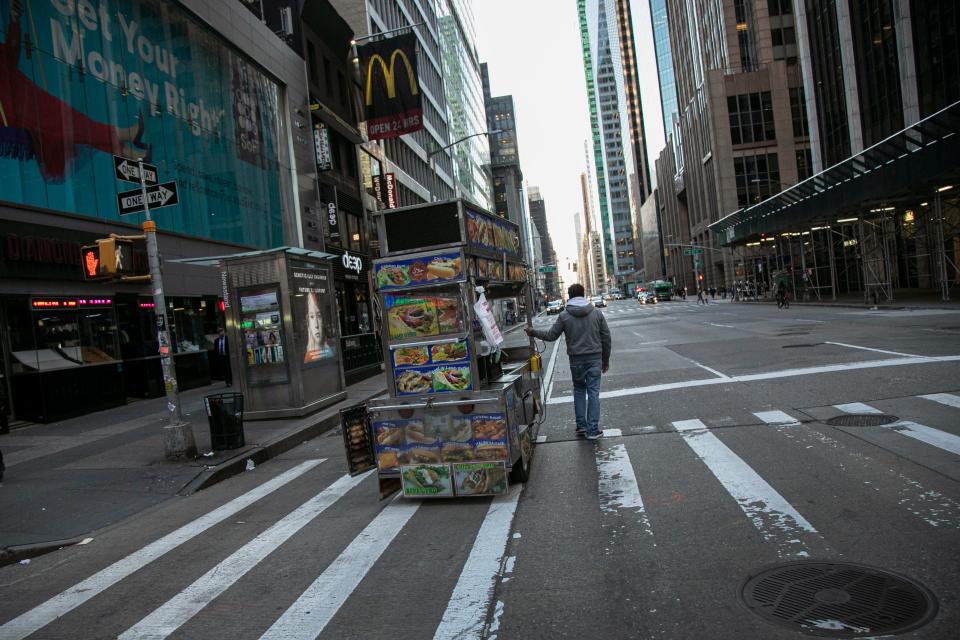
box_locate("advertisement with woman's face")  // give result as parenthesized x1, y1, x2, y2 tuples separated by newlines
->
(291, 265, 336, 368)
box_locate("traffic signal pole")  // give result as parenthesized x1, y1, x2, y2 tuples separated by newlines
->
(139, 158, 197, 460)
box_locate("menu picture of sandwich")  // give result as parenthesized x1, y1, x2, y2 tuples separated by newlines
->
(472, 414, 507, 440)
(374, 252, 465, 291)
(453, 461, 508, 496)
(473, 439, 509, 461)
(401, 464, 454, 497)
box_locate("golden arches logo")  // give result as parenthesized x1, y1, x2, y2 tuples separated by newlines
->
(365, 50, 418, 106)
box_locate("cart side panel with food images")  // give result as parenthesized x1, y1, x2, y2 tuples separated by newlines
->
(373, 249, 479, 399)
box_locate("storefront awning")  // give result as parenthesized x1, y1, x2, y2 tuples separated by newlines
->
(710, 100, 960, 246)
(169, 246, 337, 267)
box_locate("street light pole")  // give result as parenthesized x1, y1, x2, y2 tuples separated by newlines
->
(427, 131, 499, 202)
(139, 158, 196, 460)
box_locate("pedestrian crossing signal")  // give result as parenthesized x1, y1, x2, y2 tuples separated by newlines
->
(698, 274, 704, 281)
(81, 239, 135, 279)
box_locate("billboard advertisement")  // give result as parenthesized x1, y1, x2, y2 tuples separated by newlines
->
(0, 0, 285, 248)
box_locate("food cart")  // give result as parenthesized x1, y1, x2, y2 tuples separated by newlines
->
(364, 199, 542, 499)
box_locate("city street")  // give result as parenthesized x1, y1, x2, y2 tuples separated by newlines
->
(2, 298, 960, 639)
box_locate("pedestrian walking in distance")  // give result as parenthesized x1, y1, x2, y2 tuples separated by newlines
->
(214, 328, 232, 386)
(526, 283, 611, 440)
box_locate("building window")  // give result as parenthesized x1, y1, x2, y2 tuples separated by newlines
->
(735, 0, 760, 71)
(769, 0, 798, 62)
(323, 57, 333, 99)
(912, 0, 960, 117)
(806, 0, 851, 166)
(728, 92, 776, 145)
(734, 152, 781, 208)
(307, 41, 318, 86)
(789, 87, 810, 138)
(850, 0, 904, 146)
(796, 148, 813, 180)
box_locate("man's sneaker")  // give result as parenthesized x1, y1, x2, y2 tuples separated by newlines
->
(575, 428, 586, 437)
(585, 431, 603, 440)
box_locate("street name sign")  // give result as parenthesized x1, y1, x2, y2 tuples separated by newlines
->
(113, 155, 158, 185)
(683, 247, 704, 255)
(117, 181, 180, 215)
(538, 265, 557, 273)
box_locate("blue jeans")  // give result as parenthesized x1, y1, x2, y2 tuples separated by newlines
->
(570, 360, 602, 435)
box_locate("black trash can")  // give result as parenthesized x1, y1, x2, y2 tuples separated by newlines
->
(205, 393, 245, 451)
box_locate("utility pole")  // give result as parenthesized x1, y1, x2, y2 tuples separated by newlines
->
(139, 158, 197, 460)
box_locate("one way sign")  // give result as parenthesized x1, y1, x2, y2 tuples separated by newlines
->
(113, 155, 158, 185)
(117, 181, 180, 215)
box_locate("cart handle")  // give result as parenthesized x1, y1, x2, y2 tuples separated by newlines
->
(387, 335, 465, 350)
(368, 397, 501, 412)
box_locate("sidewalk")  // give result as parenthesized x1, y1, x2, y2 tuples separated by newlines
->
(733, 289, 960, 310)
(0, 373, 386, 564)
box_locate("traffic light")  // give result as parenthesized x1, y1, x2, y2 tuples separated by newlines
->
(80, 239, 135, 279)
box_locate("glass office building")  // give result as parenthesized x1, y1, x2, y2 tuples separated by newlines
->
(650, 0, 678, 140)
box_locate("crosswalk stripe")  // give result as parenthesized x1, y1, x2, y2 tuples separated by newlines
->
(260, 498, 420, 640)
(0, 459, 326, 640)
(754, 410, 801, 425)
(889, 420, 960, 456)
(120, 471, 368, 640)
(672, 419, 819, 558)
(919, 393, 960, 409)
(602, 428, 623, 437)
(595, 444, 652, 535)
(433, 486, 523, 640)
(834, 402, 883, 414)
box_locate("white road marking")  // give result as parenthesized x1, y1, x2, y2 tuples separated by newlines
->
(694, 362, 729, 378)
(705, 322, 736, 329)
(261, 498, 420, 640)
(547, 355, 960, 404)
(834, 403, 883, 414)
(825, 341, 926, 358)
(596, 444, 652, 536)
(544, 339, 562, 402)
(535, 435, 548, 443)
(433, 486, 523, 640)
(0, 460, 326, 640)
(888, 420, 960, 456)
(672, 419, 819, 558)
(602, 428, 623, 437)
(920, 393, 960, 409)
(120, 471, 368, 640)
(754, 410, 801, 426)
(630, 333, 667, 344)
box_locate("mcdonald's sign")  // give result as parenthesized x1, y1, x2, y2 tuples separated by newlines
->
(358, 33, 424, 140)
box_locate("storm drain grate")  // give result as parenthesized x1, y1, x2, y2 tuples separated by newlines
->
(740, 561, 938, 637)
(826, 414, 899, 427)
(783, 343, 823, 349)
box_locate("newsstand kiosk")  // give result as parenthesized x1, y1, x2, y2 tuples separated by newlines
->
(365, 199, 542, 499)
(220, 248, 347, 420)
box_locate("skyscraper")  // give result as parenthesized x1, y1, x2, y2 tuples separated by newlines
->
(528, 186, 559, 299)
(438, 0, 492, 208)
(578, 0, 653, 293)
(649, 0, 678, 141)
(481, 64, 533, 264)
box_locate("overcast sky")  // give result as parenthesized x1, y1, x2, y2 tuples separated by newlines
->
(474, 0, 666, 287)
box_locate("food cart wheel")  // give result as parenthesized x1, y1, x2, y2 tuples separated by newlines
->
(510, 449, 530, 483)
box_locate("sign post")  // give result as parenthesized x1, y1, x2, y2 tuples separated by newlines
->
(137, 157, 196, 460)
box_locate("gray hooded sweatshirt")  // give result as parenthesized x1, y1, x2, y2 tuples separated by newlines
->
(531, 297, 611, 364)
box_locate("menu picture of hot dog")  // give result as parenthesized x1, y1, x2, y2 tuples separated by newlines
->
(405, 420, 438, 445)
(374, 422, 404, 447)
(374, 252, 465, 290)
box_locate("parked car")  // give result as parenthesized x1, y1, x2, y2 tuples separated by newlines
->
(591, 295, 606, 308)
(546, 300, 564, 315)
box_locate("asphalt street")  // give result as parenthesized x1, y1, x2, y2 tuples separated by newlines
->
(1, 298, 959, 639)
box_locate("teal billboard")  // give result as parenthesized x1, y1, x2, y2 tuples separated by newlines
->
(0, 0, 285, 248)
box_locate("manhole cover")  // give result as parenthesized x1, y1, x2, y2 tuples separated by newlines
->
(740, 561, 938, 637)
(826, 414, 899, 427)
(783, 343, 822, 349)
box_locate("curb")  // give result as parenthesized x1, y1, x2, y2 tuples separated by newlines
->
(177, 386, 387, 496)
(0, 535, 89, 568)
(734, 300, 958, 311)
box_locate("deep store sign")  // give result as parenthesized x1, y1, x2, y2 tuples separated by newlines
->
(0, 0, 284, 249)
